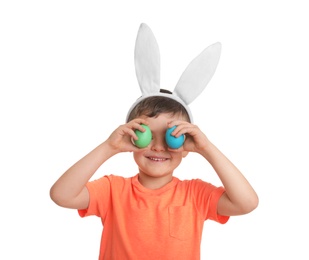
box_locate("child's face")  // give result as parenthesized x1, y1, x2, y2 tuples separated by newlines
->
(133, 113, 188, 180)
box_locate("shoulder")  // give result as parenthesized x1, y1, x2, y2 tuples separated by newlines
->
(178, 178, 215, 188)
(91, 174, 132, 187)
(177, 178, 224, 197)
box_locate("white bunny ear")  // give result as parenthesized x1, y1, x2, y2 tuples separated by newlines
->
(134, 23, 161, 95)
(174, 42, 221, 104)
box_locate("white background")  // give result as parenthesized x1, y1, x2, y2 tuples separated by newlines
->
(1, 1, 308, 259)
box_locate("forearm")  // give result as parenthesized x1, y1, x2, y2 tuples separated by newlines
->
(50, 141, 116, 207)
(200, 140, 258, 215)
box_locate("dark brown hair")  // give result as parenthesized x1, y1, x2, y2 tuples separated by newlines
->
(127, 89, 190, 122)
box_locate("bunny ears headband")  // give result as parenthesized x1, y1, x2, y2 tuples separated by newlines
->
(126, 23, 221, 123)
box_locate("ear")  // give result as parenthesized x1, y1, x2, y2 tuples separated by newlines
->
(174, 42, 221, 104)
(134, 23, 161, 95)
(182, 151, 189, 158)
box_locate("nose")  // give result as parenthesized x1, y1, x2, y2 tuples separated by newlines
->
(150, 136, 167, 152)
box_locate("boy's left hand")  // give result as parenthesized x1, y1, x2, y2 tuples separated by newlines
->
(167, 121, 209, 153)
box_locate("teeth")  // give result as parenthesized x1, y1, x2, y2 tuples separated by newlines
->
(149, 157, 166, 161)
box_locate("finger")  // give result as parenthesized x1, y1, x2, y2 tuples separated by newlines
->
(130, 118, 149, 126)
(132, 123, 148, 133)
(169, 124, 195, 137)
(121, 127, 139, 140)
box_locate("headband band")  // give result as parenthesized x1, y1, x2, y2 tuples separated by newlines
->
(126, 92, 194, 123)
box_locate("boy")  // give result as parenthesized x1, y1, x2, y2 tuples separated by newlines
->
(50, 23, 258, 259)
(50, 92, 258, 259)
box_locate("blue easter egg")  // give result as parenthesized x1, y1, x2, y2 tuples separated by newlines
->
(165, 126, 185, 149)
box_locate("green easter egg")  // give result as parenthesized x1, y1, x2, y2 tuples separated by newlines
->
(134, 124, 152, 148)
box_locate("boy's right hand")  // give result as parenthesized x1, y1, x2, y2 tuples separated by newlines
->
(105, 118, 149, 153)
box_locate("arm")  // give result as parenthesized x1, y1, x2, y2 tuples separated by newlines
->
(199, 141, 259, 216)
(50, 142, 115, 210)
(50, 119, 148, 210)
(169, 121, 259, 216)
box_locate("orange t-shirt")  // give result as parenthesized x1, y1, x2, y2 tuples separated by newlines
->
(78, 174, 229, 260)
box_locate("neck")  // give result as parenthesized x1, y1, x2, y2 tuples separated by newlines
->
(138, 173, 173, 190)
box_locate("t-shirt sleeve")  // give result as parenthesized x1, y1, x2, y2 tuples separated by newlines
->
(78, 175, 112, 219)
(192, 179, 229, 224)
(206, 186, 229, 224)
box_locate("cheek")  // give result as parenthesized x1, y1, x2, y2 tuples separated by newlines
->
(133, 152, 140, 162)
(170, 153, 184, 166)
(133, 151, 147, 165)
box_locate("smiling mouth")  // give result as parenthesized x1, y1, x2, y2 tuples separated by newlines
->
(147, 157, 168, 162)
